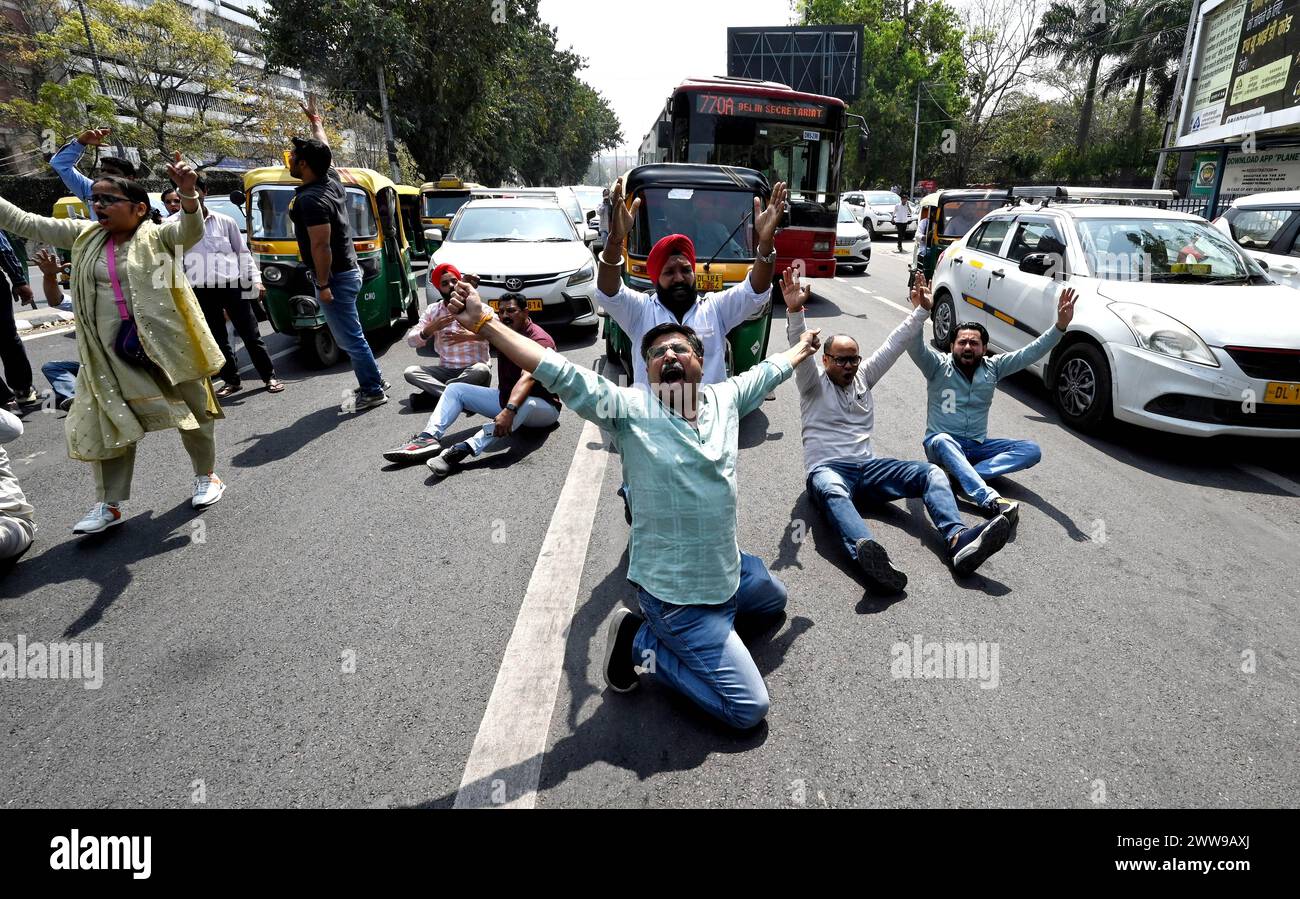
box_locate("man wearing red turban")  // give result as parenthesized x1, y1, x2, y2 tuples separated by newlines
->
(595, 179, 789, 388)
(399, 262, 491, 410)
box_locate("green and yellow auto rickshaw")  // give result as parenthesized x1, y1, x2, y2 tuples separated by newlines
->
(602, 163, 774, 379)
(232, 166, 420, 366)
(911, 188, 1011, 281)
(397, 184, 429, 262)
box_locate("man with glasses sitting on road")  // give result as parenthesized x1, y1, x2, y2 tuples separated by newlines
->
(784, 270, 1011, 594)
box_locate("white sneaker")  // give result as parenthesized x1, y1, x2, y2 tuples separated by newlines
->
(72, 502, 125, 534)
(192, 473, 226, 509)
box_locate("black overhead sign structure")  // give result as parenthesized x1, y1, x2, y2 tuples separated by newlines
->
(726, 25, 862, 102)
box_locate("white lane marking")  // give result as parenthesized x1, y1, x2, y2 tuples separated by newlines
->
(872, 295, 911, 313)
(1236, 464, 1300, 497)
(454, 418, 610, 809)
(20, 325, 75, 342)
(851, 285, 869, 294)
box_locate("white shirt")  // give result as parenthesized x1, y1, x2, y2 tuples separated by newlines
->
(598, 275, 771, 386)
(893, 202, 911, 224)
(787, 306, 928, 472)
(168, 208, 260, 290)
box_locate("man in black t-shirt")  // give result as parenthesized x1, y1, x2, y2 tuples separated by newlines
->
(287, 97, 388, 410)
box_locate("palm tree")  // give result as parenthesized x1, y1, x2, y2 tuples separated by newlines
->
(1102, 0, 1191, 141)
(1034, 0, 1132, 153)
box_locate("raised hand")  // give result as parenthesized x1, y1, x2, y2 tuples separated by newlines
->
(1056, 286, 1078, 330)
(449, 280, 487, 328)
(753, 181, 788, 248)
(792, 327, 822, 364)
(34, 248, 61, 277)
(76, 127, 111, 147)
(165, 151, 197, 195)
(300, 93, 321, 122)
(608, 177, 639, 240)
(781, 265, 811, 312)
(909, 272, 933, 311)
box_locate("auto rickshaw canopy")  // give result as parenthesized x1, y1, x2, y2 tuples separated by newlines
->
(243, 165, 397, 195)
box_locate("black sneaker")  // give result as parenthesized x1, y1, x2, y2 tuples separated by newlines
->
(602, 607, 644, 693)
(56, 396, 73, 412)
(352, 380, 391, 395)
(950, 515, 1011, 577)
(427, 442, 471, 477)
(382, 434, 441, 464)
(854, 538, 908, 594)
(979, 497, 1019, 528)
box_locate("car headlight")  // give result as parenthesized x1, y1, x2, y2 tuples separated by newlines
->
(859, 232, 871, 243)
(566, 261, 595, 286)
(1107, 302, 1219, 367)
(262, 265, 283, 284)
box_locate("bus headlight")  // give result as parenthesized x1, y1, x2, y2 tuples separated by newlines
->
(263, 265, 283, 284)
(813, 240, 831, 253)
(567, 261, 595, 286)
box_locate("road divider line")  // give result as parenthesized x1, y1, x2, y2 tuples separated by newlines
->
(872, 295, 911, 313)
(851, 285, 869, 294)
(454, 418, 610, 809)
(20, 325, 75, 342)
(1236, 464, 1300, 497)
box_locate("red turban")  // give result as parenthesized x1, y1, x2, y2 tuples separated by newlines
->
(430, 262, 462, 287)
(647, 234, 695, 284)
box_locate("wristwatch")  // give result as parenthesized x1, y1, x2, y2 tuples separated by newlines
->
(505, 402, 519, 413)
(757, 244, 777, 263)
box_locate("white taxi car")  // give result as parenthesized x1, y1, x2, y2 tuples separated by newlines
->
(928, 187, 1300, 437)
(835, 203, 871, 272)
(1211, 190, 1300, 290)
(427, 198, 598, 330)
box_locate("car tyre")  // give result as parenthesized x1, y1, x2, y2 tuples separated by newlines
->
(1052, 342, 1113, 433)
(300, 327, 342, 368)
(931, 290, 957, 350)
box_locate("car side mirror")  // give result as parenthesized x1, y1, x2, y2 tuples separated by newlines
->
(229, 189, 245, 207)
(425, 228, 443, 243)
(584, 228, 598, 243)
(1020, 252, 1064, 278)
(1255, 258, 1270, 271)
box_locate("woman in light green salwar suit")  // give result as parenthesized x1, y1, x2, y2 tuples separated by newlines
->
(0, 155, 230, 534)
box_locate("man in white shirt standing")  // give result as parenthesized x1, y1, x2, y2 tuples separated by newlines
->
(892, 196, 912, 253)
(177, 172, 283, 397)
(782, 268, 1010, 594)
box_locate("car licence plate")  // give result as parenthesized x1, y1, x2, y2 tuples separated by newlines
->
(488, 299, 543, 312)
(834, 247, 850, 256)
(1263, 381, 1300, 404)
(696, 272, 724, 292)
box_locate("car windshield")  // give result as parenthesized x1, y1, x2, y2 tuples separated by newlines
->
(866, 192, 901, 206)
(1075, 218, 1255, 281)
(631, 187, 756, 261)
(424, 192, 471, 219)
(250, 185, 375, 240)
(837, 205, 858, 224)
(448, 206, 576, 242)
(940, 198, 1005, 239)
(205, 197, 247, 232)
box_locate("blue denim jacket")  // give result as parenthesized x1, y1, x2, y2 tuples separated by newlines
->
(907, 325, 1063, 441)
(50, 140, 97, 221)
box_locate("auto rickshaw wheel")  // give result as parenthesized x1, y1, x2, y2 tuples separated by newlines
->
(300, 327, 342, 367)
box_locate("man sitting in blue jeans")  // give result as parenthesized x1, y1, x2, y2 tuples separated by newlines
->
(784, 269, 1010, 593)
(907, 275, 1078, 524)
(442, 279, 822, 730)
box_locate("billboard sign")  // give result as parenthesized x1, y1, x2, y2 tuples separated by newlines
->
(727, 25, 862, 102)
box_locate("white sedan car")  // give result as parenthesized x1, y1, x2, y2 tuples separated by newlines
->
(427, 198, 598, 329)
(929, 202, 1300, 437)
(835, 203, 871, 272)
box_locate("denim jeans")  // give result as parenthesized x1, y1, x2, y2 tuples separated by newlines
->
(923, 433, 1043, 506)
(632, 552, 787, 730)
(41, 360, 80, 403)
(807, 457, 964, 559)
(426, 382, 560, 455)
(317, 267, 384, 395)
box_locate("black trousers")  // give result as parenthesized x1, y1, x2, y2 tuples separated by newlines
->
(194, 286, 274, 385)
(0, 279, 33, 403)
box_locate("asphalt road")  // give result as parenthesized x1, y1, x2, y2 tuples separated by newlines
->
(2, 246, 1297, 809)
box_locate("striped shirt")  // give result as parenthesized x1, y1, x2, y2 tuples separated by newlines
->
(405, 300, 490, 368)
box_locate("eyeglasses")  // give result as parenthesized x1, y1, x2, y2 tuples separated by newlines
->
(89, 194, 131, 207)
(648, 341, 695, 361)
(826, 354, 862, 367)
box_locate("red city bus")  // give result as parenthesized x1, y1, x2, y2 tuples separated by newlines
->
(639, 76, 846, 278)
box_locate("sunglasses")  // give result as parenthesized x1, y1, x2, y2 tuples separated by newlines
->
(826, 354, 862, 367)
(648, 341, 695, 361)
(90, 194, 132, 207)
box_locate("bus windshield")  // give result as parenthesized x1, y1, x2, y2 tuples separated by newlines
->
(631, 187, 756, 261)
(424, 192, 472, 219)
(684, 115, 835, 205)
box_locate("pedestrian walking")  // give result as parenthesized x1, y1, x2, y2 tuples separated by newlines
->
(893, 197, 911, 252)
(0, 155, 229, 535)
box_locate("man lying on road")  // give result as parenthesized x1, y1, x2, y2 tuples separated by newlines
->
(907, 274, 1078, 525)
(784, 269, 1010, 593)
(443, 280, 822, 731)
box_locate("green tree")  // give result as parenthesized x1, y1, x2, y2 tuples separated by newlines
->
(1034, 0, 1132, 155)
(1101, 0, 1189, 146)
(257, 0, 621, 185)
(0, 75, 117, 164)
(799, 0, 968, 191)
